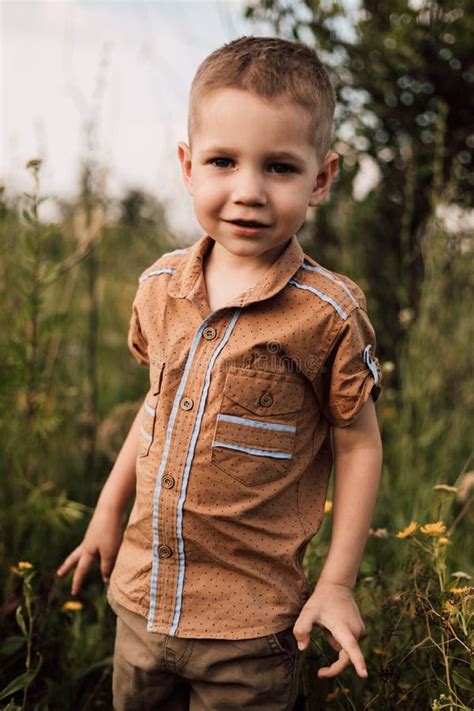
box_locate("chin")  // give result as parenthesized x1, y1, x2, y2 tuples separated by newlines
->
(222, 239, 266, 256)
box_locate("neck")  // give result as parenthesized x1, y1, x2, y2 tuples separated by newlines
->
(205, 237, 291, 276)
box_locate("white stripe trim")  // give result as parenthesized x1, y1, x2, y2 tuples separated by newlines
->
(139, 248, 189, 283)
(161, 248, 189, 257)
(363, 344, 380, 384)
(169, 309, 242, 636)
(288, 278, 348, 320)
(301, 263, 359, 307)
(147, 309, 214, 631)
(212, 441, 292, 460)
(147, 306, 237, 632)
(217, 413, 296, 433)
(144, 400, 156, 417)
(139, 267, 175, 284)
(140, 425, 153, 442)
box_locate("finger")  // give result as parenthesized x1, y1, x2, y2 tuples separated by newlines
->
(324, 629, 342, 652)
(335, 630, 368, 678)
(71, 551, 97, 595)
(100, 555, 116, 583)
(293, 607, 316, 650)
(56, 546, 82, 577)
(317, 648, 350, 678)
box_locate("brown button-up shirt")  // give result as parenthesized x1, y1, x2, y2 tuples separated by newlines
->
(108, 233, 383, 639)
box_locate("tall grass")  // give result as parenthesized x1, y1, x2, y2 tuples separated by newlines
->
(0, 154, 472, 709)
(0, 159, 171, 709)
(301, 152, 473, 707)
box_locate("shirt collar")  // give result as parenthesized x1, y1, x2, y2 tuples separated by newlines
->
(167, 233, 304, 309)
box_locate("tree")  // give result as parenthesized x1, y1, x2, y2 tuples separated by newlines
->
(245, 0, 473, 366)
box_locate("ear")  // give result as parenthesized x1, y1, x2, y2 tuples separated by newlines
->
(308, 152, 339, 207)
(177, 141, 193, 196)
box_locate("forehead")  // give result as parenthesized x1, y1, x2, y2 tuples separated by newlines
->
(192, 87, 315, 156)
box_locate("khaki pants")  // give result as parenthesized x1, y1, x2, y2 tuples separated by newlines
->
(107, 588, 305, 710)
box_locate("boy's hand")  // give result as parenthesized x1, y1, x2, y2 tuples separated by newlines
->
(292, 581, 368, 679)
(56, 508, 124, 595)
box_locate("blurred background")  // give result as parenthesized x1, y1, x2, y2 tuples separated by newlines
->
(1, 1, 472, 709)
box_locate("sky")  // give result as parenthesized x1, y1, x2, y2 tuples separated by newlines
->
(1, 0, 373, 239)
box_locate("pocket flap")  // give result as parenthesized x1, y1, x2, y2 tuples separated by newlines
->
(150, 360, 165, 396)
(225, 369, 305, 416)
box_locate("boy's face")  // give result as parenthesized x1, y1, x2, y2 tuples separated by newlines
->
(178, 88, 338, 265)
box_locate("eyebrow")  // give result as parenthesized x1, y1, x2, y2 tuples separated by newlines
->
(200, 147, 307, 166)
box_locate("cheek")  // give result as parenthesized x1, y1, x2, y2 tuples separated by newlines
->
(193, 180, 226, 215)
(274, 187, 309, 219)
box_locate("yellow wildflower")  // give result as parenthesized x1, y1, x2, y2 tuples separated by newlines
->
(438, 537, 450, 545)
(442, 600, 456, 614)
(18, 561, 33, 569)
(62, 600, 84, 612)
(395, 521, 418, 538)
(420, 521, 447, 536)
(324, 500, 333, 514)
(450, 586, 471, 595)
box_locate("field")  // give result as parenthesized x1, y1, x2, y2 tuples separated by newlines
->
(0, 152, 472, 710)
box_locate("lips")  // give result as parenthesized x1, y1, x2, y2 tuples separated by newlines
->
(225, 219, 268, 227)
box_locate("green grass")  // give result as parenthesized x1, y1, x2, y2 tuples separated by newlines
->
(0, 159, 471, 710)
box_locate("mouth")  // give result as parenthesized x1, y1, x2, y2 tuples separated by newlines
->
(225, 219, 269, 228)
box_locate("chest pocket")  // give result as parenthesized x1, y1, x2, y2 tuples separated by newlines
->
(211, 368, 305, 486)
(138, 361, 164, 458)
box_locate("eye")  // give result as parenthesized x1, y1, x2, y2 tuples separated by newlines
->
(268, 163, 295, 175)
(209, 157, 233, 169)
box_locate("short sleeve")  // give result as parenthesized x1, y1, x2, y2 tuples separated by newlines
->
(127, 301, 149, 367)
(315, 307, 383, 428)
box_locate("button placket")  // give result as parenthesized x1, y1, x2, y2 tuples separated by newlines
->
(154, 330, 208, 629)
(148, 308, 242, 635)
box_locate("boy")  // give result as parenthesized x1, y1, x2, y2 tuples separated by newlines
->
(57, 36, 383, 710)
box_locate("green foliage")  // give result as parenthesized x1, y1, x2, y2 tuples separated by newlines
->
(243, 5, 473, 708)
(1, 562, 114, 710)
(305, 138, 473, 706)
(247, 0, 474, 366)
(1, 11, 472, 699)
(0, 159, 173, 708)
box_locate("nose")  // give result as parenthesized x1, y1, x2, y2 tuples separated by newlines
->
(231, 168, 267, 206)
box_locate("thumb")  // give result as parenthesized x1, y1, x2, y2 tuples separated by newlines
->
(293, 607, 314, 651)
(100, 555, 116, 583)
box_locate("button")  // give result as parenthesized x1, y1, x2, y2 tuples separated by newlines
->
(162, 475, 175, 489)
(259, 392, 273, 407)
(158, 544, 172, 558)
(180, 397, 194, 410)
(203, 327, 217, 340)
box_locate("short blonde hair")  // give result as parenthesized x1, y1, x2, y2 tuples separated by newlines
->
(188, 36, 336, 162)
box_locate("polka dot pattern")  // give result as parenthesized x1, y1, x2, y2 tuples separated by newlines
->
(109, 233, 383, 639)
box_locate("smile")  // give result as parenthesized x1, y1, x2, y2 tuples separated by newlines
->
(225, 219, 269, 228)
